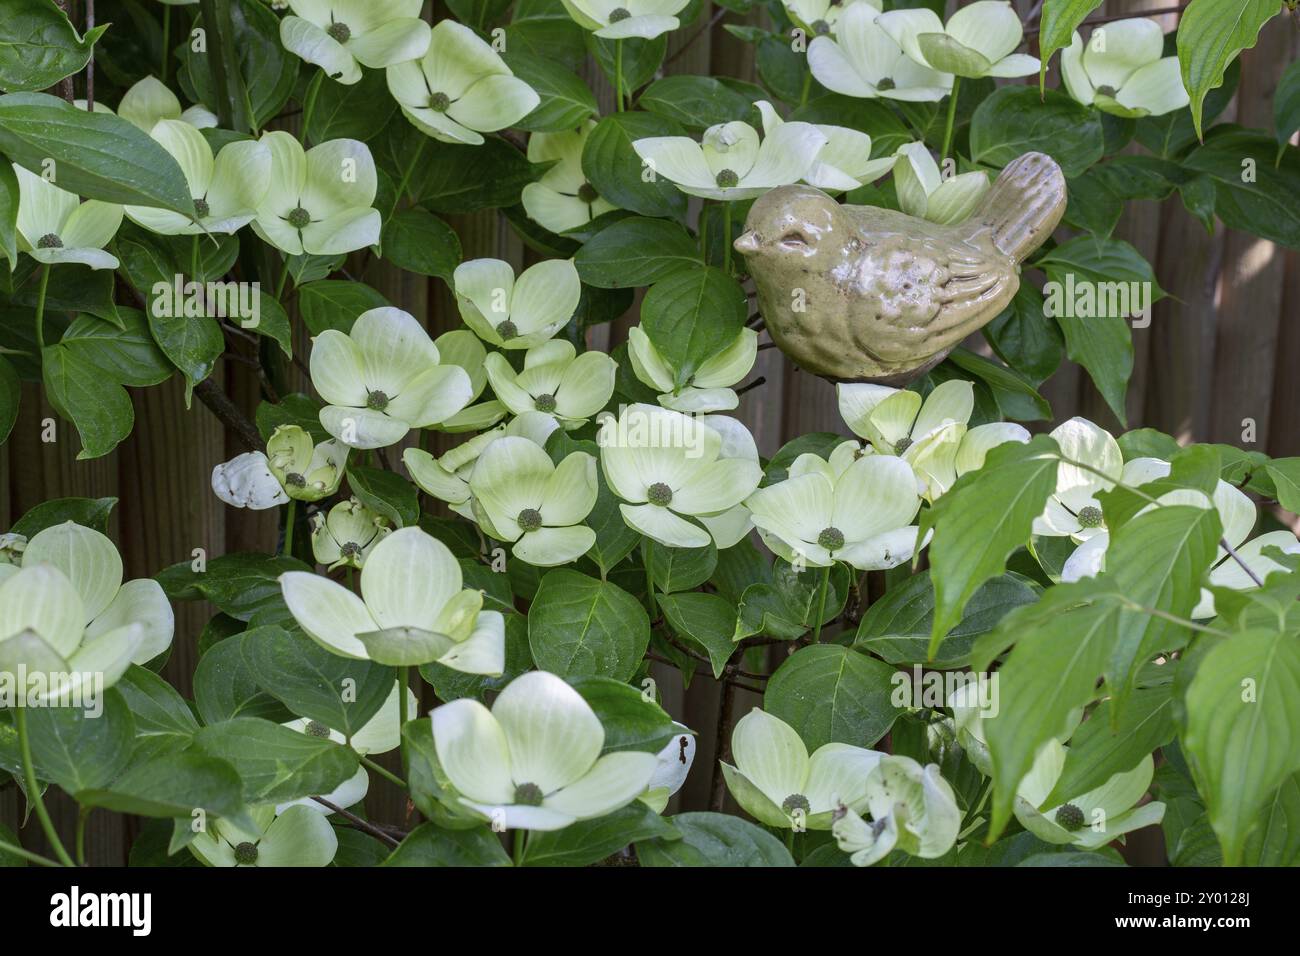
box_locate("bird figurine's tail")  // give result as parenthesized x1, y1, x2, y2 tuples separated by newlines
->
(971, 152, 1067, 263)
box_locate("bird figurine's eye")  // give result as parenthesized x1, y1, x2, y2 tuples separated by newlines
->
(779, 231, 810, 249)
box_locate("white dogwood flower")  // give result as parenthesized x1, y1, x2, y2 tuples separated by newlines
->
(431, 670, 660, 831)
(280, 0, 431, 85)
(627, 326, 757, 413)
(386, 20, 538, 145)
(283, 680, 418, 755)
(908, 420, 1030, 501)
(832, 755, 961, 865)
(745, 451, 923, 570)
(116, 75, 217, 131)
(403, 413, 559, 522)
(1061, 19, 1188, 118)
(642, 725, 696, 813)
(266, 425, 348, 501)
(632, 117, 828, 201)
(484, 340, 616, 429)
(13, 164, 122, 270)
(837, 379, 975, 482)
(453, 258, 581, 350)
(1033, 417, 1122, 540)
(599, 404, 763, 548)
(468, 436, 598, 567)
(754, 100, 897, 193)
(190, 805, 337, 868)
(808, 1, 952, 102)
(310, 497, 391, 570)
(783, 0, 868, 36)
(280, 526, 505, 673)
(721, 708, 885, 830)
(521, 123, 618, 234)
(310, 307, 473, 449)
(124, 120, 270, 235)
(1013, 740, 1164, 849)
(892, 143, 989, 224)
(433, 329, 507, 433)
(252, 131, 380, 256)
(878, 0, 1039, 79)
(562, 0, 690, 39)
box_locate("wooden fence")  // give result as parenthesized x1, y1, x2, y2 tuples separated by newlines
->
(2, 0, 1296, 865)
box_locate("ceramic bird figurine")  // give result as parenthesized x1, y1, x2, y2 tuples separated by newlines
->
(734, 152, 1066, 385)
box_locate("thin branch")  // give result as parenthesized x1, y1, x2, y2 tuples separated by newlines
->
(1220, 536, 1266, 588)
(709, 671, 737, 812)
(312, 797, 402, 848)
(735, 376, 766, 396)
(659, 630, 768, 680)
(665, 6, 729, 67)
(85, 0, 95, 110)
(193, 377, 264, 452)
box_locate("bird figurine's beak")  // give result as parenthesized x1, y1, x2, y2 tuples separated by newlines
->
(733, 230, 759, 254)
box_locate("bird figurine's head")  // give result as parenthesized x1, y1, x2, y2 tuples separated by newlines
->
(733, 184, 845, 265)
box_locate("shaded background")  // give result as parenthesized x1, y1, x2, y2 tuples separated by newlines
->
(3, 0, 1296, 864)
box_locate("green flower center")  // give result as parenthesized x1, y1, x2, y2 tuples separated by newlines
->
(429, 91, 451, 112)
(1055, 803, 1086, 831)
(875, 76, 895, 91)
(233, 841, 259, 865)
(577, 182, 599, 204)
(514, 782, 544, 806)
(817, 527, 844, 551)
(495, 320, 518, 341)
(517, 508, 543, 532)
(305, 720, 332, 738)
(327, 20, 352, 43)
(367, 389, 390, 411)
(193, 197, 210, 219)
(1095, 84, 1117, 98)
(340, 541, 362, 558)
(287, 206, 312, 229)
(608, 7, 632, 22)
(811, 19, 831, 35)
(285, 472, 306, 488)
(714, 168, 739, 189)
(534, 393, 557, 414)
(893, 435, 913, 455)
(647, 482, 673, 507)
(1077, 506, 1104, 529)
(781, 793, 811, 816)
(36, 233, 62, 249)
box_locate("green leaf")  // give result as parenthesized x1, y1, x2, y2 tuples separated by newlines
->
(582, 112, 688, 219)
(0, 91, 193, 213)
(639, 75, 755, 129)
(182, 0, 296, 129)
(298, 280, 390, 335)
(1244, 773, 1300, 866)
(303, 68, 397, 143)
(0, 0, 107, 92)
(528, 569, 650, 681)
(504, 51, 598, 132)
(243, 626, 395, 738)
(346, 464, 419, 529)
(80, 751, 247, 823)
(384, 823, 512, 866)
(568, 675, 678, 754)
(1184, 129, 1300, 249)
(18, 690, 134, 794)
(1183, 628, 1300, 865)
(1046, 684, 1176, 806)
(645, 538, 717, 594)
(193, 629, 294, 725)
(658, 591, 736, 678)
(1275, 59, 1300, 154)
(257, 393, 330, 445)
(157, 552, 312, 622)
(520, 801, 678, 866)
(764, 644, 902, 750)
(573, 216, 702, 288)
(195, 716, 359, 805)
(1177, 0, 1279, 140)
(0, 354, 16, 444)
(379, 208, 461, 282)
(983, 283, 1063, 385)
(855, 570, 1039, 668)
(545, 430, 641, 575)
(0, 159, 17, 269)
(733, 560, 851, 641)
(415, 135, 546, 213)
(9, 495, 115, 536)
(922, 434, 1060, 656)
(588, 33, 666, 95)
(41, 343, 134, 459)
(945, 347, 1050, 422)
(969, 87, 1104, 178)
(641, 266, 747, 388)
(637, 812, 795, 866)
(116, 665, 200, 741)
(1036, 1, 1103, 92)
(1266, 458, 1300, 514)
(60, 310, 172, 387)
